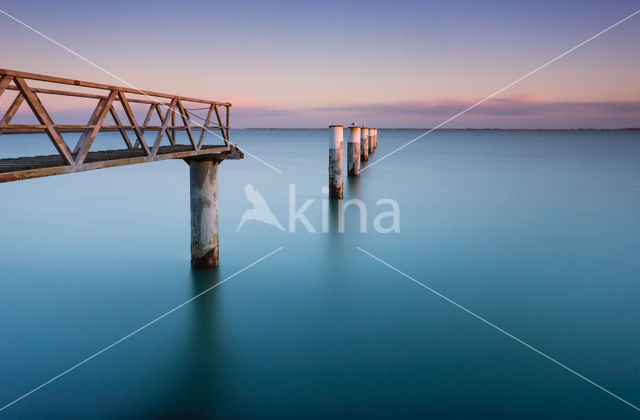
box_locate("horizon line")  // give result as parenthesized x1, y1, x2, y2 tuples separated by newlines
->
(234, 127, 640, 131)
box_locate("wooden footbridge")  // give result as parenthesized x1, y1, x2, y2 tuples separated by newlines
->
(0, 68, 243, 267)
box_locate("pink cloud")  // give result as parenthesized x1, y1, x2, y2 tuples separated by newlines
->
(3, 93, 639, 128)
(310, 95, 640, 123)
(229, 94, 640, 128)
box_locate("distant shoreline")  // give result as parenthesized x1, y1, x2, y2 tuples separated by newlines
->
(238, 127, 640, 131)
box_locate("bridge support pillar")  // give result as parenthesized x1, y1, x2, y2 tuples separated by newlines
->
(190, 160, 220, 268)
(371, 128, 377, 150)
(361, 127, 369, 161)
(347, 125, 361, 176)
(374, 128, 378, 149)
(329, 125, 344, 198)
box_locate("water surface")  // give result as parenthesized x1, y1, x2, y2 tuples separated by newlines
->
(1, 129, 639, 418)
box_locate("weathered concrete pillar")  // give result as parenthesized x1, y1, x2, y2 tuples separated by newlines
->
(361, 126, 369, 161)
(368, 128, 375, 154)
(347, 125, 361, 176)
(329, 125, 344, 198)
(190, 160, 219, 268)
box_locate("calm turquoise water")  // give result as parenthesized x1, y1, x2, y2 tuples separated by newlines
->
(1, 129, 639, 418)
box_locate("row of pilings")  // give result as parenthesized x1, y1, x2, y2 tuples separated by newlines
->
(328, 124, 378, 199)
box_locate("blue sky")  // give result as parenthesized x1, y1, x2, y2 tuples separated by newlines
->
(1, 0, 639, 127)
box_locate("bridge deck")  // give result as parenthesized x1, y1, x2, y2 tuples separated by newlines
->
(0, 144, 237, 182)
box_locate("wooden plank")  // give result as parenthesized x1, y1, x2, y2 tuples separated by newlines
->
(5, 85, 171, 106)
(13, 77, 75, 166)
(225, 105, 230, 144)
(176, 99, 197, 150)
(0, 69, 239, 183)
(213, 105, 228, 145)
(0, 68, 231, 106)
(0, 124, 223, 133)
(118, 91, 151, 156)
(154, 103, 175, 145)
(135, 103, 156, 148)
(151, 99, 177, 156)
(0, 93, 24, 126)
(0, 75, 13, 98)
(73, 98, 106, 154)
(142, 104, 155, 130)
(74, 90, 117, 164)
(198, 104, 216, 150)
(171, 106, 176, 144)
(0, 144, 233, 183)
(108, 106, 134, 149)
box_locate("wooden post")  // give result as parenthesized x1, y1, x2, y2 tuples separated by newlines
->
(373, 128, 378, 150)
(368, 127, 374, 155)
(361, 126, 369, 161)
(329, 125, 343, 198)
(190, 160, 219, 268)
(347, 124, 361, 176)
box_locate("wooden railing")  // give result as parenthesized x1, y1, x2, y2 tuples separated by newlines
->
(0, 69, 241, 182)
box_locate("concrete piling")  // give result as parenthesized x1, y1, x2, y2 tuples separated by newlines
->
(329, 125, 344, 198)
(368, 128, 374, 155)
(190, 160, 220, 268)
(347, 124, 361, 176)
(361, 126, 369, 161)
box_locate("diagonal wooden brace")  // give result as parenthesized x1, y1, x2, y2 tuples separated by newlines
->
(118, 91, 151, 156)
(74, 90, 117, 165)
(14, 77, 75, 166)
(176, 99, 197, 150)
(151, 98, 177, 156)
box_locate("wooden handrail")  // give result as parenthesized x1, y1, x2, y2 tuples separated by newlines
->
(0, 68, 231, 107)
(0, 68, 236, 182)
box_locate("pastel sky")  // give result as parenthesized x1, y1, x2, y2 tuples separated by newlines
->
(1, 0, 639, 128)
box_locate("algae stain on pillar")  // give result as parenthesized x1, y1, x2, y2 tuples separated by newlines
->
(190, 160, 220, 268)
